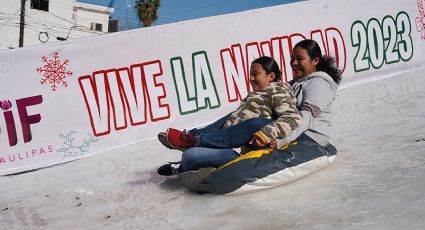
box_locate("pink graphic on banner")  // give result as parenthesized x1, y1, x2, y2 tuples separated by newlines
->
(417, 0, 425, 39)
(0, 96, 43, 147)
(0, 100, 12, 111)
(0, 100, 16, 146)
(0, 100, 12, 139)
(36, 51, 73, 91)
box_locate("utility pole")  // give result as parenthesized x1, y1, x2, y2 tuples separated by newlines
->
(19, 0, 26, 47)
(126, 0, 131, 30)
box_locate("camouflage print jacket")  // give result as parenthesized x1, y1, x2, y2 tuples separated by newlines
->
(223, 82, 302, 142)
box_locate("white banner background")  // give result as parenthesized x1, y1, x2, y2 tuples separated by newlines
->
(0, 0, 423, 174)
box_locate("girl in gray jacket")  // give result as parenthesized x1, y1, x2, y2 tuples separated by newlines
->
(190, 39, 342, 194)
(274, 39, 341, 148)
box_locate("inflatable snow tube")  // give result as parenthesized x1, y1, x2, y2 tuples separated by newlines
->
(193, 137, 337, 195)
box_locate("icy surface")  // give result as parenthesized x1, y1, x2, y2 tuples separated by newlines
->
(1, 69, 425, 230)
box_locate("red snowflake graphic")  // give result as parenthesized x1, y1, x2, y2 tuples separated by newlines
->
(36, 51, 73, 91)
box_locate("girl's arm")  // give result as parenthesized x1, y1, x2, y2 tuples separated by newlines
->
(276, 77, 336, 148)
(252, 83, 302, 145)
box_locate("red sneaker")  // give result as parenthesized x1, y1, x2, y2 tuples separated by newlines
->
(158, 132, 175, 149)
(165, 128, 197, 150)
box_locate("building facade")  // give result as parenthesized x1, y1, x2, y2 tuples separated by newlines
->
(0, 0, 114, 50)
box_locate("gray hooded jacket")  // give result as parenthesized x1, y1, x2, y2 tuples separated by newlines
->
(277, 71, 338, 147)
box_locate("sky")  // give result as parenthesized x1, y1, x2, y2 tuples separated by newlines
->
(77, 0, 303, 30)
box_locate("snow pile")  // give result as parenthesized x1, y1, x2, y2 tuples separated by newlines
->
(1, 68, 425, 229)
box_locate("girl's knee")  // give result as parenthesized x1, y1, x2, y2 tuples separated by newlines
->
(181, 148, 199, 162)
(180, 148, 202, 171)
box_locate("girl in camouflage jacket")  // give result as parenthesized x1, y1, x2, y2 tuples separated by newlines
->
(157, 56, 302, 176)
(222, 80, 301, 146)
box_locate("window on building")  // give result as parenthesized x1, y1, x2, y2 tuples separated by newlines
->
(90, 23, 103, 32)
(31, 0, 49, 12)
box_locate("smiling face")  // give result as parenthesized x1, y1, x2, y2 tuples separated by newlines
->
(291, 46, 319, 79)
(249, 63, 275, 92)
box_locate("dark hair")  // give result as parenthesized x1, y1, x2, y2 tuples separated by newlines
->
(293, 39, 342, 84)
(252, 56, 282, 82)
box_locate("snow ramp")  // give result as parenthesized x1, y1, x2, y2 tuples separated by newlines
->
(1, 0, 425, 229)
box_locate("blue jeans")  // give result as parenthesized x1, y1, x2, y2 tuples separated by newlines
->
(179, 147, 239, 172)
(179, 116, 273, 172)
(189, 114, 273, 148)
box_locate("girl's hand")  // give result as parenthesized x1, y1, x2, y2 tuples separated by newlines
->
(269, 140, 277, 149)
(249, 137, 277, 149)
(249, 136, 267, 149)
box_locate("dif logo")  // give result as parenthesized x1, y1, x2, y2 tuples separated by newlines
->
(0, 95, 43, 147)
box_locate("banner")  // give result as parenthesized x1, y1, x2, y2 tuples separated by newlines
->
(0, 0, 424, 175)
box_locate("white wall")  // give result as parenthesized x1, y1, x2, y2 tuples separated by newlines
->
(0, 0, 113, 50)
(0, 0, 22, 49)
(74, 2, 113, 33)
